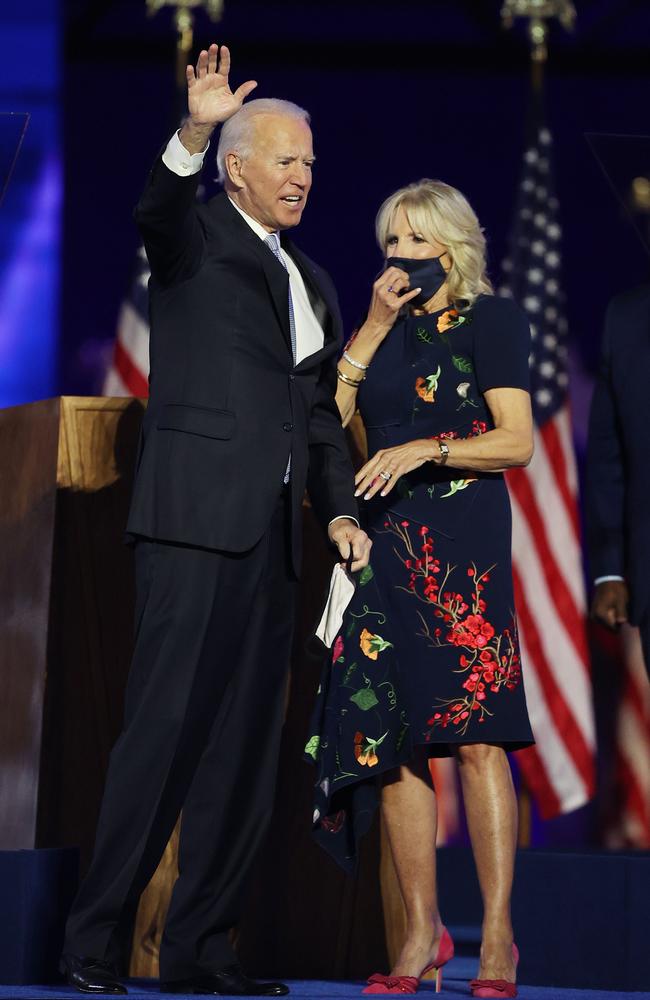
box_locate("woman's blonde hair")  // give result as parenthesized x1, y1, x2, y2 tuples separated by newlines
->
(375, 179, 492, 310)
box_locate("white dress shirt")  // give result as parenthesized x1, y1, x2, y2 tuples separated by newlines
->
(161, 131, 359, 532)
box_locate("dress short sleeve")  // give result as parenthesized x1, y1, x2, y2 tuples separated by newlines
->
(472, 295, 531, 395)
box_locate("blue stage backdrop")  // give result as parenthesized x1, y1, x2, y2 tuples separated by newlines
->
(0, 0, 61, 408)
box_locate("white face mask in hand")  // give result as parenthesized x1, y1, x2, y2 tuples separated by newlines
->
(316, 563, 356, 648)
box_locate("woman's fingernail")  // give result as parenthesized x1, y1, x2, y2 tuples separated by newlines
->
(354, 489, 361, 497)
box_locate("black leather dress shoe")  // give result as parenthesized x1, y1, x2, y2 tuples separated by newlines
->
(161, 963, 289, 995)
(60, 954, 127, 994)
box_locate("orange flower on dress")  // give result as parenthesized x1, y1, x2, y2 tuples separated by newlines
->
(437, 308, 459, 333)
(359, 627, 393, 660)
(415, 365, 441, 404)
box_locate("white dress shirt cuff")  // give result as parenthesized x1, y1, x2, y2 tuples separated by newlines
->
(328, 514, 360, 530)
(594, 575, 625, 586)
(162, 129, 209, 177)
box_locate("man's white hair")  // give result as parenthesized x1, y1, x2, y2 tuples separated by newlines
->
(216, 98, 310, 185)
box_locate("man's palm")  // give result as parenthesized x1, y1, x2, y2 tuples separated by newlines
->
(186, 44, 257, 126)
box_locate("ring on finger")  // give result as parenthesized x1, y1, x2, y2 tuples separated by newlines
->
(379, 470, 392, 482)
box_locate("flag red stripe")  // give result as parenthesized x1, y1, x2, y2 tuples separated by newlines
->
(114, 339, 149, 398)
(539, 413, 580, 537)
(514, 743, 561, 819)
(508, 465, 589, 673)
(616, 752, 650, 842)
(512, 564, 594, 796)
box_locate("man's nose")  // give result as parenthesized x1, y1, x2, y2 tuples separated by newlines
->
(289, 164, 308, 187)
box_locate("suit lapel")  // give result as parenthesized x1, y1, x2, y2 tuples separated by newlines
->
(214, 196, 293, 355)
(282, 237, 342, 370)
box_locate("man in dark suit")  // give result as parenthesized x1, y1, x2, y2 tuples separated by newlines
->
(61, 44, 370, 996)
(586, 283, 650, 682)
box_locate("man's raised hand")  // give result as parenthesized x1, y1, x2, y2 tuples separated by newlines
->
(181, 44, 257, 151)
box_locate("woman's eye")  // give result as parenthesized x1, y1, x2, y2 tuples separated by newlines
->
(413, 236, 424, 243)
(386, 236, 397, 246)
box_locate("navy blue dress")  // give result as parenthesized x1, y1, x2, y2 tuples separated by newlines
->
(305, 294, 535, 870)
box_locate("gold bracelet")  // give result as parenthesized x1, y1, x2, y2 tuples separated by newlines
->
(337, 368, 365, 387)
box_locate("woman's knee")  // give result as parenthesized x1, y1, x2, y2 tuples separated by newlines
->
(456, 742, 506, 769)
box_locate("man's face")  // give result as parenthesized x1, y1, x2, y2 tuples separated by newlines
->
(230, 114, 314, 232)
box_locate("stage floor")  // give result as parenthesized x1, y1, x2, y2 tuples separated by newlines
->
(2, 964, 649, 1000)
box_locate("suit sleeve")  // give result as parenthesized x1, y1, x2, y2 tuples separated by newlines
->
(306, 350, 359, 531)
(585, 299, 626, 580)
(134, 151, 206, 287)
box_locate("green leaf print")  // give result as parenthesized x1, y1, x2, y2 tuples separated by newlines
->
(416, 326, 433, 344)
(441, 478, 477, 498)
(359, 564, 374, 587)
(342, 661, 358, 686)
(346, 618, 357, 638)
(304, 736, 321, 760)
(350, 687, 380, 711)
(452, 355, 473, 373)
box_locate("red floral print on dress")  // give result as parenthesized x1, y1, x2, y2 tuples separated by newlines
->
(377, 516, 523, 737)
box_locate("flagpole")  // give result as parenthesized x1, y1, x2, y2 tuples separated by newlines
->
(500, 0, 578, 850)
(501, 0, 576, 93)
(146, 0, 226, 89)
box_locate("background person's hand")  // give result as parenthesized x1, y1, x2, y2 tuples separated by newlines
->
(591, 579, 629, 630)
(328, 519, 372, 572)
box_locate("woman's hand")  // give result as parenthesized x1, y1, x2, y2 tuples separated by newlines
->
(365, 266, 422, 335)
(354, 440, 436, 500)
(180, 44, 258, 152)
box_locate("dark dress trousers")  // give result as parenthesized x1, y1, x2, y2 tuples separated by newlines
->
(586, 283, 650, 677)
(63, 154, 357, 980)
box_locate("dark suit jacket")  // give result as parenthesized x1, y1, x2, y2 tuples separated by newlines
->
(586, 283, 650, 624)
(126, 155, 357, 574)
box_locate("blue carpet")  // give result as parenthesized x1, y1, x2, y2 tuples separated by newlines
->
(1, 968, 648, 1000)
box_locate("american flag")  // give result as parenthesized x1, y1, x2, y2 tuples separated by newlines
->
(499, 100, 596, 818)
(103, 245, 151, 398)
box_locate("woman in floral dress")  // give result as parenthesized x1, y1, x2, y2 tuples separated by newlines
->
(305, 180, 534, 997)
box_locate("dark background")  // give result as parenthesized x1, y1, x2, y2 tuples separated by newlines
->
(61, 0, 650, 408)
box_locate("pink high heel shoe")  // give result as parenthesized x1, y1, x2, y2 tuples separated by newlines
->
(469, 943, 519, 998)
(363, 926, 455, 994)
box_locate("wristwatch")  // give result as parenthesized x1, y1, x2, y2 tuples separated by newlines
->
(437, 439, 450, 464)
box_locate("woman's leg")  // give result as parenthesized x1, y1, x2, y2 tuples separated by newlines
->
(380, 746, 445, 977)
(456, 743, 518, 982)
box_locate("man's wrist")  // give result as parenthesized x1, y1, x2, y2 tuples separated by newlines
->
(328, 514, 360, 531)
(179, 119, 216, 155)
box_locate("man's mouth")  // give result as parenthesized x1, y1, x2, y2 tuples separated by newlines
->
(281, 195, 302, 206)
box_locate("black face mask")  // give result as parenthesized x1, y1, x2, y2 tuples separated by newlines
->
(383, 253, 448, 307)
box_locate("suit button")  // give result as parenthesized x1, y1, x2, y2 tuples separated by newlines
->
(283, 422, 293, 432)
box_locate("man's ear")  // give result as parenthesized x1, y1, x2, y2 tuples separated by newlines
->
(225, 152, 244, 190)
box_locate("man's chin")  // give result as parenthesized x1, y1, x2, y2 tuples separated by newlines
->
(275, 206, 305, 229)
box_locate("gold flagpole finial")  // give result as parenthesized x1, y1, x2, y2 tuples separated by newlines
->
(501, 0, 576, 64)
(146, 0, 225, 88)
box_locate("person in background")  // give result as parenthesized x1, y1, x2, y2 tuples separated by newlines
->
(587, 284, 650, 681)
(61, 43, 370, 997)
(306, 179, 534, 999)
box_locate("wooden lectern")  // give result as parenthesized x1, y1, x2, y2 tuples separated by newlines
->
(0, 396, 387, 979)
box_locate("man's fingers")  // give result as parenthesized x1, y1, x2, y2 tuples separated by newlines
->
(234, 80, 258, 103)
(217, 43, 230, 76)
(336, 537, 351, 561)
(186, 64, 196, 87)
(207, 43, 219, 74)
(196, 49, 209, 78)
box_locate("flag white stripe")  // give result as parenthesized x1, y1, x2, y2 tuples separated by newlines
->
(526, 423, 586, 612)
(518, 629, 589, 811)
(103, 367, 130, 397)
(116, 301, 150, 375)
(511, 491, 595, 745)
(555, 406, 580, 495)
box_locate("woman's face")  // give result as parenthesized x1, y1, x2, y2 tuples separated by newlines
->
(384, 206, 448, 261)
